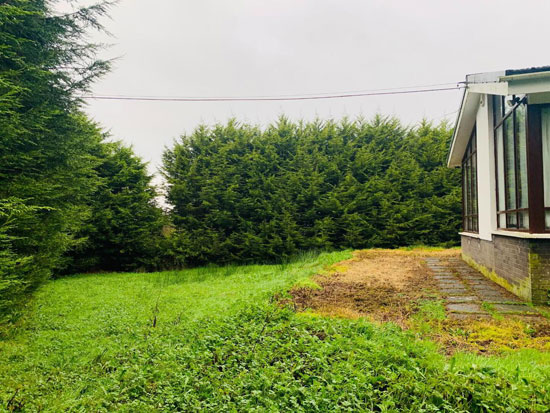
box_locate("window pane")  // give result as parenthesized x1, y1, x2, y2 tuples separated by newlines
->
(466, 157, 472, 216)
(506, 213, 518, 228)
(462, 163, 468, 217)
(516, 104, 528, 209)
(498, 212, 505, 228)
(542, 107, 550, 209)
(462, 129, 478, 233)
(504, 116, 516, 211)
(493, 95, 503, 126)
(496, 125, 506, 214)
(472, 152, 478, 215)
(518, 211, 529, 229)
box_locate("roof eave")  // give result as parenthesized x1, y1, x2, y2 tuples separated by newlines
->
(447, 89, 479, 168)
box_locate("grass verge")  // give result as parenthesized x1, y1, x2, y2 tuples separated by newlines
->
(1, 249, 550, 411)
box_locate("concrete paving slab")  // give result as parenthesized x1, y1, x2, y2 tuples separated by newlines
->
(440, 287, 469, 295)
(446, 295, 479, 303)
(481, 297, 517, 304)
(492, 304, 539, 314)
(434, 276, 459, 281)
(437, 280, 463, 285)
(471, 286, 506, 294)
(438, 284, 468, 291)
(476, 295, 511, 302)
(446, 303, 486, 313)
(448, 313, 492, 320)
(461, 277, 489, 282)
(426, 257, 537, 318)
(466, 282, 496, 288)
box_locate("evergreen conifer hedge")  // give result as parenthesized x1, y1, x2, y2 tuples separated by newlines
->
(163, 117, 461, 265)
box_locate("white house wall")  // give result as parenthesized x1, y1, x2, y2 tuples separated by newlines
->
(475, 94, 496, 241)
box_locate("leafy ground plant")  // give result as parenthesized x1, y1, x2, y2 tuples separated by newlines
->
(2, 250, 550, 411)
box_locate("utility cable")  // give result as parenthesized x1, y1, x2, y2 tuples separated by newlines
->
(80, 84, 464, 103)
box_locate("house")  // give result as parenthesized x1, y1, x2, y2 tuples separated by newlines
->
(448, 66, 550, 304)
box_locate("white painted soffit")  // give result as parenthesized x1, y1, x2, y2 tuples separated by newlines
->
(447, 89, 479, 168)
(468, 71, 550, 96)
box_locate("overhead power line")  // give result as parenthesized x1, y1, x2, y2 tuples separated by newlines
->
(81, 84, 464, 103)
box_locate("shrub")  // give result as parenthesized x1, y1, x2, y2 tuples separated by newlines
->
(163, 117, 461, 265)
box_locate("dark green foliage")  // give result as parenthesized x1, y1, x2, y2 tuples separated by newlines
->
(0, 198, 40, 318)
(68, 142, 166, 272)
(0, 0, 112, 318)
(163, 117, 462, 265)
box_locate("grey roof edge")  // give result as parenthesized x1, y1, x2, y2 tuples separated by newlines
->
(447, 87, 467, 167)
(466, 70, 505, 85)
(505, 66, 550, 76)
(465, 66, 550, 85)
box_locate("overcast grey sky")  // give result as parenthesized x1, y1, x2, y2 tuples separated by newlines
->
(71, 0, 550, 175)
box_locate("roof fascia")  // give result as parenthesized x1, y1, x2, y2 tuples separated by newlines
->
(508, 76, 550, 95)
(468, 82, 508, 96)
(447, 89, 479, 168)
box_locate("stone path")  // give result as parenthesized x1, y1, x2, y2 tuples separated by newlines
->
(425, 257, 540, 319)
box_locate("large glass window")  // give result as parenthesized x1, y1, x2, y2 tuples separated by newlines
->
(462, 129, 478, 233)
(494, 95, 528, 230)
(542, 107, 550, 229)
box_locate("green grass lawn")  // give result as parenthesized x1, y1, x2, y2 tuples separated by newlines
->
(2, 250, 550, 412)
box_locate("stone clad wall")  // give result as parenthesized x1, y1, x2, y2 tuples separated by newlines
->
(460, 234, 549, 303)
(529, 240, 550, 305)
(492, 235, 530, 290)
(460, 235, 495, 272)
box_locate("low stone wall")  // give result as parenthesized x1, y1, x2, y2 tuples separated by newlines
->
(460, 234, 550, 304)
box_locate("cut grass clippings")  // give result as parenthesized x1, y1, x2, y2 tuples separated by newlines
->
(289, 248, 550, 355)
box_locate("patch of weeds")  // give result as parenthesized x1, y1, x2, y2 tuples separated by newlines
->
(537, 307, 550, 319)
(481, 302, 503, 320)
(465, 319, 549, 353)
(292, 278, 322, 290)
(414, 300, 447, 322)
(434, 318, 550, 354)
(409, 300, 446, 334)
(316, 263, 349, 278)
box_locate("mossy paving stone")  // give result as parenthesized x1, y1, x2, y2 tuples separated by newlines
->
(446, 302, 486, 314)
(437, 277, 465, 284)
(482, 297, 522, 304)
(438, 283, 468, 290)
(491, 303, 539, 314)
(461, 277, 490, 283)
(446, 295, 479, 303)
(448, 313, 492, 320)
(434, 275, 459, 281)
(470, 285, 509, 295)
(439, 284, 472, 295)
(470, 286, 509, 295)
(456, 269, 482, 275)
(440, 287, 469, 295)
(429, 258, 543, 319)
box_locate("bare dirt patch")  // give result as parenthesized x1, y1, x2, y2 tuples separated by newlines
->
(291, 249, 456, 327)
(289, 248, 550, 354)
